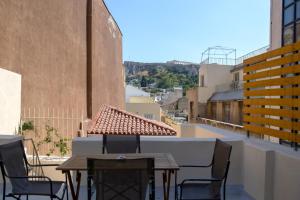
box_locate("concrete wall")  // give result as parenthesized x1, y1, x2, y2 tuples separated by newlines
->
(73, 136, 243, 187)
(230, 101, 242, 125)
(73, 125, 300, 200)
(216, 102, 223, 121)
(0, 0, 124, 119)
(126, 102, 161, 121)
(199, 64, 232, 88)
(0, 68, 21, 134)
(186, 87, 199, 121)
(198, 64, 232, 103)
(242, 139, 300, 200)
(197, 86, 215, 103)
(207, 101, 243, 125)
(270, 0, 282, 50)
(91, 0, 125, 116)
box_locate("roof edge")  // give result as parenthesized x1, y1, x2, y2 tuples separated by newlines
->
(102, 0, 123, 36)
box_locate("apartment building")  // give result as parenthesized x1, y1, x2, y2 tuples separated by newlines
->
(187, 46, 268, 125)
(271, 0, 300, 48)
(186, 63, 233, 122)
(126, 96, 162, 121)
(0, 0, 125, 120)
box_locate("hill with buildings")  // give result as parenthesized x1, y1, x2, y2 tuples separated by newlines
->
(124, 61, 200, 94)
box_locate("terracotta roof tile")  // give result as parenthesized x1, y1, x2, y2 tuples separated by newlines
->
(87, 105, 177, 136)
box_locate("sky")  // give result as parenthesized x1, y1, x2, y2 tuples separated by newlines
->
(105, 0, 270, 63)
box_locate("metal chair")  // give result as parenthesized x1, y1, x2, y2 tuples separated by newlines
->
(102, 135, 141, 154)
(87, 158, 155, 200)
(0, 140, 68, 200)
(178, 139, 232, 200)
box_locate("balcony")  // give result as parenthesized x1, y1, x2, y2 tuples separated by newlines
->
(0, 123, 299, 200)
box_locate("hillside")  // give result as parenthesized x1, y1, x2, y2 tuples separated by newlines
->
(125, 61, 200, 94)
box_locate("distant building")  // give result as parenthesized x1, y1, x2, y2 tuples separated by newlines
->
(125, 85, 150, 102)
(161, 97, 188, 116)
(186, 63, 233, 122)
(187, 46, 268, 125)
(166, 60, 198, 65)
(126, 96, 162, 121)
(160, 87, 183, 105)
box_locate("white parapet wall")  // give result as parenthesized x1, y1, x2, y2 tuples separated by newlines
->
(0, 68, 21, 134)
(73, 125, 300, 200)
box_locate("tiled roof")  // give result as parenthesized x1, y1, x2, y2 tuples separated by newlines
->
(87, 105, 177, 136)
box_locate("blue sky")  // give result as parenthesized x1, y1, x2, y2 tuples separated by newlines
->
(105, 0, 270, 63)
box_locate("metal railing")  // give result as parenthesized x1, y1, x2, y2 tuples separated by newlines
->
(235, 45, 269, 66)
(200, 57, 236, 66)
(197, 117, 244, 131)
(21, 107, 84, 156)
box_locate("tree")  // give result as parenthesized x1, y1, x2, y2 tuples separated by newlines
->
(141, 76, 147, 87)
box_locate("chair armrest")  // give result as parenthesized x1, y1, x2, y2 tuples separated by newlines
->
(28, 163, 60, 167)
(179, 163, 212, 168)
(180, 178, 222, 185)
(7, 175, 52, 182)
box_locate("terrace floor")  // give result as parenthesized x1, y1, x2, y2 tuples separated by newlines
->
(1, 185, 254, 200)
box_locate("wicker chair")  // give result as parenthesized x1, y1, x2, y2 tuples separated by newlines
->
(178, 139, 232, 200)
(0, 140, 68, 200)
(87, 158, 155, 200)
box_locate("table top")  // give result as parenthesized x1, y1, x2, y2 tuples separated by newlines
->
(57, 153, 179, 171)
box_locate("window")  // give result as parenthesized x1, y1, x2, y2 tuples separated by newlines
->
(296, 22, 300, 41)
(144, 114, 153, 119)
(283, 25, 294, 45)
(282, 0, 300, 46)
(284, 5, 294, 25)
(234, 72, 239, 82)
(284, 0, 294, 7)
(297, 1, 300, 19)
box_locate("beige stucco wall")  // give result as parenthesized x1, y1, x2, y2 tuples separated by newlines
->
(198, 64, 232, 103)
(91, 0, 125, 116)
(199, 64, 232, 88)
(216, 102, 223, 121)
(186, 87, 199, 121)
(230, 101, 241, 125)
(231, 68, 244, 82)
(0, 0, 124, 120)
(0, 68, 21, 134)
(270, 0, 282, 50)
(126, 102, 162, 121)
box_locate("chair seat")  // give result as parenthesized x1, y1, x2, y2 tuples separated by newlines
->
(179, 183, 220, 200)
(13, 180, 64, 196)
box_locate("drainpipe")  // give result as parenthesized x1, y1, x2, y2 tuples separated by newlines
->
(86, 0, 93, 118)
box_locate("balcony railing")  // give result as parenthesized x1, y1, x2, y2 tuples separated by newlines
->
(243, 41, 300, 150)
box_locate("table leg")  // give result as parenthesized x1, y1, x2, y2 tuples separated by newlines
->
(163, 171, 166, 200)
(66, 170, 81, 200)
(162, 170, 173, 200)
(175, 170, 178, 200)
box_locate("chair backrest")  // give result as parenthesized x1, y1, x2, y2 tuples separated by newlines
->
(23, 138, 45, 177)
(211, 139, 232, 179)
(0, 140, 29, 192)
(103, 135, 141, 154)
(87, 158, 155, 200)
